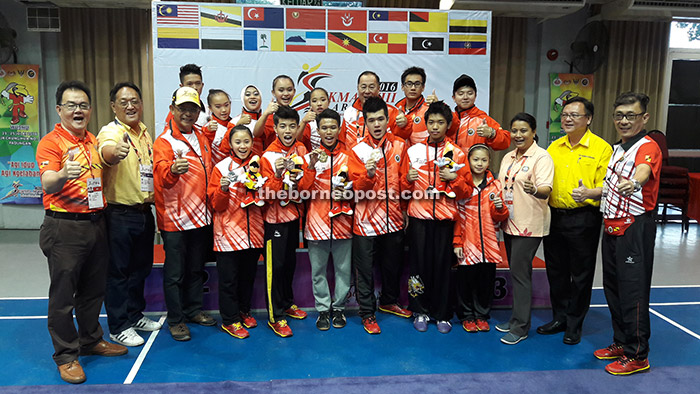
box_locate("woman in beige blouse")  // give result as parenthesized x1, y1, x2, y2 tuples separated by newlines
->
(495, 112, 554, 345)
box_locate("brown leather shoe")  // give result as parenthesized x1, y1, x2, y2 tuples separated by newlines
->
(187, 312, 216, 326)
(58, 360, 86, 384)
(80, 339, 128, 357)
(169, 322, 191, 341)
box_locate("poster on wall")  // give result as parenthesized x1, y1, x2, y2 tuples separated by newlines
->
(152, 2, 492, 133)
(548, 73, 593, 144)
(0, 64, 42, 205)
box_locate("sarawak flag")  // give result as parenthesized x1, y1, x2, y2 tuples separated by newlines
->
(409, 12, 448, 32)
(327, 9, 367, 31)
(286, 8, 326, 30)
(368, 33, 407, 54)
(328, 32, 367, 53)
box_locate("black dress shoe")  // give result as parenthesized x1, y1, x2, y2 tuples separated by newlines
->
(563, 334, 581, 345)
(536, 320, 566, 335)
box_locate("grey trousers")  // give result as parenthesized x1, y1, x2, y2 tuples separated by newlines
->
(504, 233, 543, 337)
(308, 238, 352, 312)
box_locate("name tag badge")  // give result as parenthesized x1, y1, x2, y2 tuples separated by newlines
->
(140, 164, 154, 192)
(87, 177, 104, 209)
(504, 190, 514, 218)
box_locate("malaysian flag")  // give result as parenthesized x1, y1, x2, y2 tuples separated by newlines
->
(156, 4, 199, 26)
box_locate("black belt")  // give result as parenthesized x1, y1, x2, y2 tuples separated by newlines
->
(107, 203, 153, 212)
(45, 209, 104, 221)
(550, 205, 599, 216)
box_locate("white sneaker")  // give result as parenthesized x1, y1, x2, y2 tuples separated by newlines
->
(110, 327, 145, 347)
(133, 316, 162, 332)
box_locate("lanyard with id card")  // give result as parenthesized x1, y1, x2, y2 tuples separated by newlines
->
(87, 177, 104, 209)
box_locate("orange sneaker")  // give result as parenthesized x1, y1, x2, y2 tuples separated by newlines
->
(221, 322, 249, 339)
(268, 320, 293, 338)
(285, 305, 308, 320)
(594, 343, 624, 360)
(362, 316, 381, 334)
(462, 320, 478, 333)
(240, 312, 257, 328)
(476, 319, 490, 332)
(378, 304, 412, 318)
(605, 356, 650, 375)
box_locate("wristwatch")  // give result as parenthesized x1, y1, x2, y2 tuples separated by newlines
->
(632, 179, 642, 192)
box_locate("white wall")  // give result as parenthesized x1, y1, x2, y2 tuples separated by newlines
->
(0, 0, 61, 229)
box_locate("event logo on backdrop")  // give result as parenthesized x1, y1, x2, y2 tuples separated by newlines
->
(0, 64, 42, 205)
(548, 73, 594, 145)
(152, 2, 492, 132)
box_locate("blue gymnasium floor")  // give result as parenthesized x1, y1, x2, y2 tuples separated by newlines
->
(1, 287, 700, 392)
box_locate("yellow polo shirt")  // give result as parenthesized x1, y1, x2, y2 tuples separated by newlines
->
(97, 119, 154, 205)
(547, 129, 612, 209)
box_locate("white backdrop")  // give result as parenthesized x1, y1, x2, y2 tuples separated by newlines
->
(152, 2, 492, 132)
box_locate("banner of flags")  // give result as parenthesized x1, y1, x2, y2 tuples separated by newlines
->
(155, 4, 488, 56)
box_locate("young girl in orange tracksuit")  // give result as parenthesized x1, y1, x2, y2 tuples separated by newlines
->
(453, 144, 509, 333)
(207, 125, 265, 339)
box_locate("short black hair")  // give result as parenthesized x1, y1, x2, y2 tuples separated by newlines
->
(180, 63, 202, 83)
(229, 124, 253, 141)
(563, 96, 594, 117)
(357, 70, 380, 85)
(273, 105, 299, 125)
(362, 96, 388, 119)
(109, 82, 141, 102)
(272, 75, 294, 90)
(179, 64, 202, 83)
(614, 92, 650, 113)
(317, 108, 340, 126)
(453, 74, 477, 95)
(401, 66, 426, 85)
(207, 89, 230, 106)
(424, 101, 452, 126)
(310, 87, 329, 99)
(56, 80, 91, 106)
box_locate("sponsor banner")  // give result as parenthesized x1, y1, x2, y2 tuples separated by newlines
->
(153, 4, 491, 133)
(0, 65, 42, 205)
(549, 73, 594, 144)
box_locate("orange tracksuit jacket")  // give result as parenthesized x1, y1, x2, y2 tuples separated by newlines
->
(449, 105, 510, 151)
(303, 141, 353, 241)
(153, 120, 212, 232)
(400, 137, 472, 221)
(208, 154, 264, 252)
(395, 96, 459, 146)
(348, 132, 408, 237)
(453, 170, 509, 265)
(260, 138, 315, 224)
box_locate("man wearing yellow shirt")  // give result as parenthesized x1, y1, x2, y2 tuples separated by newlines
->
(540, 97, 612, 345)
(97, 82, 162, 347)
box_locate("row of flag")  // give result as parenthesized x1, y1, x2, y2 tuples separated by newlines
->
(156, 4, 488, 34)
(157, 28, 487, 55)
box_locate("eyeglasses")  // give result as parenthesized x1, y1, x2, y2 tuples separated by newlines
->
(561, 113, 586, 119)
(117, 99, 141, 109)
(59, 102, 90, 111)
(612, 112, 644, 122)
(403, 81, 423, 88)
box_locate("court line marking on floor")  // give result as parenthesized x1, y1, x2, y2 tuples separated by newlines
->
(0, 314, 108, 320)
(123, 314, 167, 385)
(650, 308, 700, 341)
(592, 285, 700, 290)
(0, 296, 48, 300)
